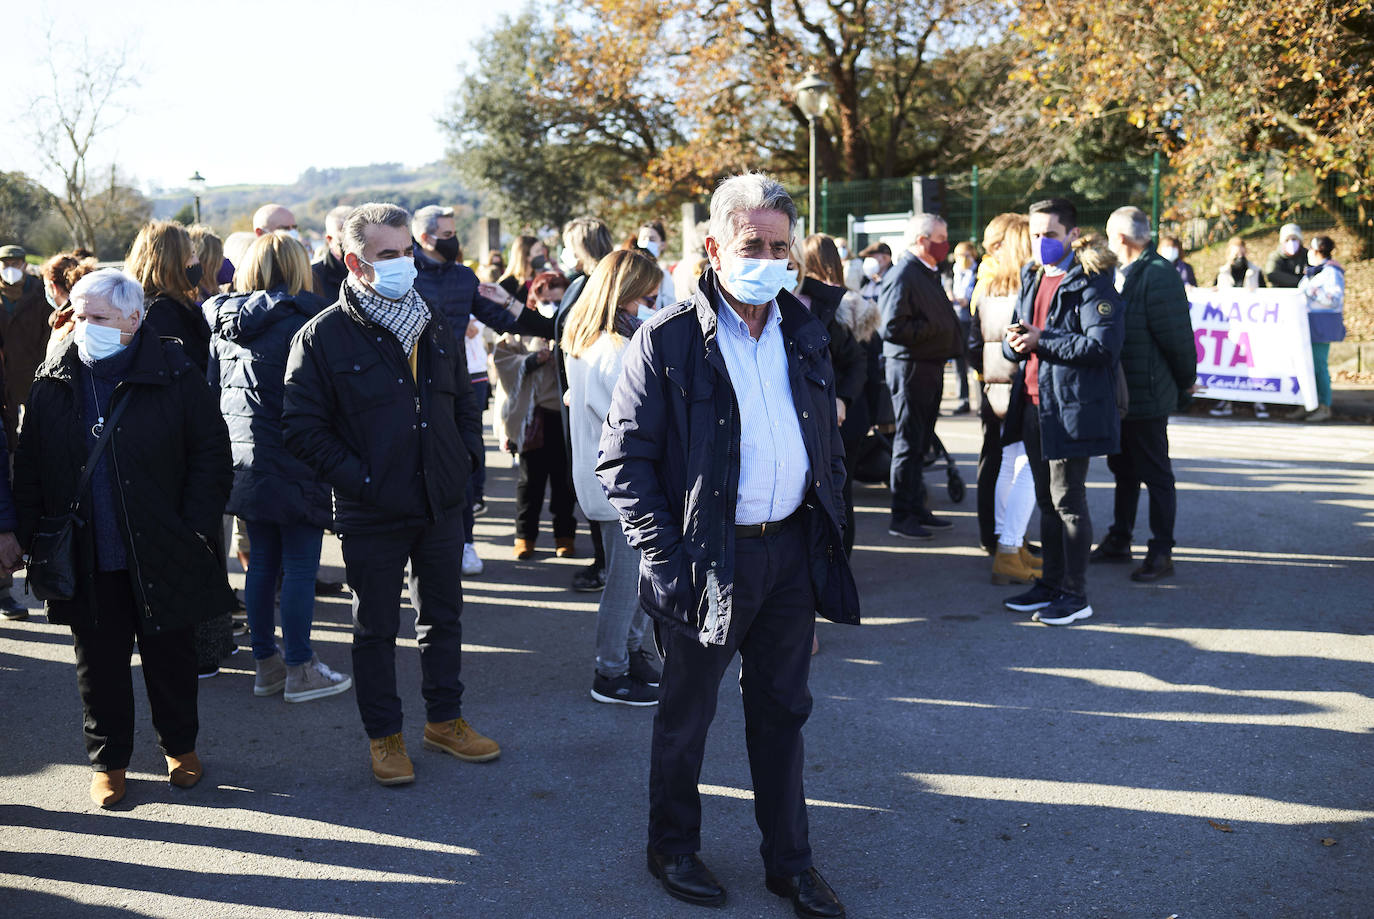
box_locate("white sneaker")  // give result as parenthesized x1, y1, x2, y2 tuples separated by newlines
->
(1208, 401, 1233, 417)
(462, 543, 484, 577)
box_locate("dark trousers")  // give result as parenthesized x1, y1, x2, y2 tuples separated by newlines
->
(71, 572, 198, 771)
(341, 517, 465, 739)
(976, 395, 1003, 551)
(462, 379, 490, 544)
(516, 408, 577, 542)
(1022, 409, 1092, 598)
(953, 319, 972, 401)
(886, 357, 943, 524)
(1106, 417, 1176, 553)
(649, 518, 816, 876)
(840, 437, 859, 556)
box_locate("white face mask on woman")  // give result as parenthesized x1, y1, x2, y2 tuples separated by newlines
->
(1283, 238, 1302, 257)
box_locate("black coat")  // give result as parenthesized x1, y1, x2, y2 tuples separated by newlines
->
(413, 249, 554, 337)
(144, 294, 212, 373)
(596, 269, 859, 646)
(282, 285, 484, 535)
(800, 277, 868, 418)
(206, 287, 331, 529)
(310, 251, 350, 303)
(14, 331, 235, 632)
(879, 252, 963, 362)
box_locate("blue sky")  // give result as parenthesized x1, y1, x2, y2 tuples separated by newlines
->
(1, 0, 510, 194)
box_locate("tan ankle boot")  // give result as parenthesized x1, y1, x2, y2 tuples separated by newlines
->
(513, 538, 534, 560)
(423, 718, 501, 762)
(370, 733, 415, 785)
(991, 546, 1039, 585)
(90, 769, 126, 807)
(165, 751, 203, 788)
(1019, 543, 1043, 575)
(554, 537, 576, 558)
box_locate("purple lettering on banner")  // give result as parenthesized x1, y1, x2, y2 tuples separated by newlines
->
(1229, 332, 1255, 368)
(1203, 374, 1282, 393)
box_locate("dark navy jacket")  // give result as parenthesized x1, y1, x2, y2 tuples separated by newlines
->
(0, 424, 16, 533)
(206, 287, 331, 529)
(597, 269, 860, 646)
(1004, 254, 1126, 459)
(412, 249, 555, 338)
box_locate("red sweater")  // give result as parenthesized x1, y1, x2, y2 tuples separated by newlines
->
(1025, 272, 1065, 405)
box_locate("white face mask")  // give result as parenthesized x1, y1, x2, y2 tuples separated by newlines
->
(862, 257, 881, 280)
(638, 232, 662, 259)
(285, 229, 302, 242)
(536, 301, 558, 319)
(0, 266, 24, 285)
(1283, 238, 1302, 257)
(558, 246, 579, 273)
(76, 321, 129, 362)
(1158, 245, 1179, 262)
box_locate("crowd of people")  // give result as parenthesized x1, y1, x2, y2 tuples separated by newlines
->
(0, 172, 1349, 918)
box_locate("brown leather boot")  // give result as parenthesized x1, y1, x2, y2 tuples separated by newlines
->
(991, 546, 1038, 585)
(165, 751, 203, 788)
(90, 769, 126, 807)
(423, 718, 501, 763)
(370, 733, 415, 785)
(554, 537, 576, 558)
(513, 538, 534, 560)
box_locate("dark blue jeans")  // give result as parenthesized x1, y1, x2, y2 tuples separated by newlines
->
(244, 522, 324, 666)
(341, 517, 466, 739)
(463, 379, 490, 543)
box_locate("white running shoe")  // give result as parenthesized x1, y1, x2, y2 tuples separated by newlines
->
(462, 543, 485, 577)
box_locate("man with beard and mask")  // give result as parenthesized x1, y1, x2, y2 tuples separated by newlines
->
(598, 172, 856, 918)
(879, 214, 963, 540)
(411, 205, 556, 576)
(1092, 207, 1197, 583)
(253, 203, 299, 238)
(283, 202, 497, 786)
(0, 243, 49, 619)
(312, 205, 355, 297)
(1266, 223, 1309, 289)
(1002, 198, 1125, 627)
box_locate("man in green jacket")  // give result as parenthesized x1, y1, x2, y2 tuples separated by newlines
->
(1092, 207, 1197, 582)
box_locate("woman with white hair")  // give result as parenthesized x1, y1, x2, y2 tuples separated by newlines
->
(14, 268, 234, 808)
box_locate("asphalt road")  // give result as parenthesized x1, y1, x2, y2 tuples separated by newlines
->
(2, 397, 1371, 919)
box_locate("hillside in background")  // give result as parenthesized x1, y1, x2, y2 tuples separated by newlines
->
(150, 162, 490, 241)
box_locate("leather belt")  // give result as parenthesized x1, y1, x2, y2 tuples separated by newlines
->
(735, 506, 805, 539)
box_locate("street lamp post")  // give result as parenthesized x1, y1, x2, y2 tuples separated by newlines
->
(792, 71, 830, 236)
(188, 171, 207, 224)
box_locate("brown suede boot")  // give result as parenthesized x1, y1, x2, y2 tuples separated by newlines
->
(90, 769, 126, 807)
(370, 733, 415, 785)
(423, 718, 501, 763)
(991, 547, 1039, 585)
(513, 538, 534, 560)
(554, 537, 576, 558)
(1019, 543, 1043, 576)
(166, 751, 203, 788)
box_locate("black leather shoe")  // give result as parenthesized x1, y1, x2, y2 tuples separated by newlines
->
(315, 578, 348, 596)
(766, 867, 845, 919)
(647, 848, 726, 908)
(1131, 552, 1174, 582)
(1089, 533, 1133, 563)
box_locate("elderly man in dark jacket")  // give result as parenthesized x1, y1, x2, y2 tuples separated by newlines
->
(283, 202, 495, 787)
(1092, 207, 1197, 582)
(598, 174, 857, 919)
(879, 214, 964, 540)
(15, 267, 233, 807)
(1002, 198, 1125, 627)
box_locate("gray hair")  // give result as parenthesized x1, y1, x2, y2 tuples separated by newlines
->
(1108, 206, 1152, 245)
(562, 216, 613, 272)
(340, 202, 411, 258)
(707, 172, 798, 250)
(324, 205, 354, 239)
(70, 268, 144, 319)
(902, 213, 946, 246)
(411, 204, 455, 241)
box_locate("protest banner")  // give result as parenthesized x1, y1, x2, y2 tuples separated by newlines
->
(1188, 288, 1318, 411)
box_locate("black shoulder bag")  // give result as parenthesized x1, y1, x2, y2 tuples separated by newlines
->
(26, 393, 133, 602)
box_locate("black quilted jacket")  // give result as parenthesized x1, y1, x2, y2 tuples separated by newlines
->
(14, 331, 235, 632)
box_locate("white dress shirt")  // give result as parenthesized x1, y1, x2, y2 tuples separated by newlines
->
(714, 296, 810, 525)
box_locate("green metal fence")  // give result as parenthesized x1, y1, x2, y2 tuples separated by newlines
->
(794, 157, 1370, 249)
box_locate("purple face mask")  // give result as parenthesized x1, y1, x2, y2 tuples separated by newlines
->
(1035, 236, 1066, 267)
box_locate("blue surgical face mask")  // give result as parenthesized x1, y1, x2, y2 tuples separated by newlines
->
(361, 256, 417, 300)
(76, 321, 128, 362)
(637, 303, 658, 321)
(1034, 236, 1066, 267)
(719, 256, 792, 306)
(782, 268, 799, 291)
